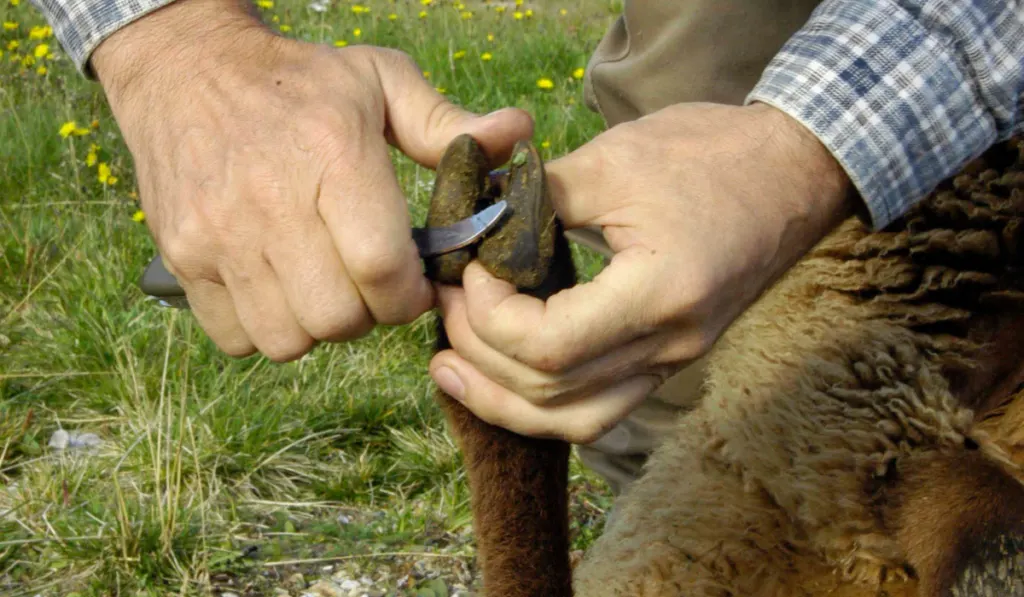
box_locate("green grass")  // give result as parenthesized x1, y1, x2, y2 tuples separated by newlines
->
(1, 1, 618, 594)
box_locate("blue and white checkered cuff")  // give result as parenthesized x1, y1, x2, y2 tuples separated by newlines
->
(30, 0, 179, 76)
(747, 0, 1024, 229)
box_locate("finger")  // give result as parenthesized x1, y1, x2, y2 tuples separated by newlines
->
(264, 222, 373, 342)
(220, 258, 315, 362)
(371, 49, 534, 168)
(458, 257, 666, 373)
(179, 277, 256, 357)
(430, 350, 660, 444)
(318, 134, 434, 325)
(437, 283, 665, 404)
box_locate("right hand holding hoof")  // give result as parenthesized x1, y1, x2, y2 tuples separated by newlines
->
(91, 0, 533, 361)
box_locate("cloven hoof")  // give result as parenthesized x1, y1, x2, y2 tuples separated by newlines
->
(424, 134, 558, 290)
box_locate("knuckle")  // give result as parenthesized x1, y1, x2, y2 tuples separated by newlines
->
(260, 335, 315, 363)
(346, 242, 410, 289)
(161, 230, 204, 275)
(216, 336, 258, 359)
(302, 307, 373, 342)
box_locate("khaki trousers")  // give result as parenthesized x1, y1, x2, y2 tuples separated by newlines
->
(569, 0, 823, 495)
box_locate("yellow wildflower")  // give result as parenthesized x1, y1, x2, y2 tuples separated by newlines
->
(36, 65, 46, 75)
(460, 10, 472, 19)
(422, 70, 431, 79)
(480, 52, 492, 61)
(279, 24, 291, 32)
(540, 140, 550, 149)
(487, 33, 494, 41)
(9, 0, 18, 5)
(454, 2, 464, 8)
(20, 54, 33, 67)
(132, 210, 146, 223)
(420, 0, 431, 5)
(559, 8, 567, 15)
(28, 25, 52, 39)
(513, 11, 523, 20)
(418, 10, 427, 18)
(333, 39, 348, 47)
(33, 43, 48, 58)
(59, 121, 89, 138)
(515, 0, 523, 5)
(86, 148, 97, 167)
(3, 21, 17, 31)
(271, 15, 279, 22)
(351, 4, 370, 14)
(387, 13, 397, 20)
(353, 27, 361, 37)
(525, 9, 533, 17)
(7, 40, 19, 51)
(536, 77, 554, 90)
(573, 67, 585, 79)
(98, 162, 112, 184)
(494, 5, 505, 13)
(435, 86, 446, 93)
(453, 49, 466, 59)
(256, 0, 272, 8)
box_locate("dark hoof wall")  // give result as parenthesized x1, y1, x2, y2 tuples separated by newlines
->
(423, 135, 559, 291)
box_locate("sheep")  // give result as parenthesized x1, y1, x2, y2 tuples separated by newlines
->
(426, 134, 1024, 597)
(572, 136, 1024, 597)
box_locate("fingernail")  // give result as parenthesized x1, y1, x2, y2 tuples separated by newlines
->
(433, 366, 465, 401)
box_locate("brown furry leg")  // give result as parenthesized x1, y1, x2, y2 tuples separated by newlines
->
(435, 391, 573, 597)
(427, 136, 577, 596)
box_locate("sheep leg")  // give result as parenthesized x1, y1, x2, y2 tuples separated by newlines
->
(426, 135, 577, 596)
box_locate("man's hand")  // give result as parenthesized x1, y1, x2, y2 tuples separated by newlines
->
(429, 102, 853, 443)
(92, 0, 532, 361)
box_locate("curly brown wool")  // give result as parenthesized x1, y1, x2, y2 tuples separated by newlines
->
(571, 138, 1024, 597)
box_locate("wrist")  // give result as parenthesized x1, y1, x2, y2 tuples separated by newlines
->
(749, 102, 854, 230)
(91, 0, 276, 106)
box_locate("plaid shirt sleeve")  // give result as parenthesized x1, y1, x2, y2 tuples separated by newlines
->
(29, 0, 179, 75)
(747, 0, 1024, 230)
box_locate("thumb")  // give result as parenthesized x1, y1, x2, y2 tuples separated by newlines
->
(373, 51, 534, 168)
(543, 140, 612, 230)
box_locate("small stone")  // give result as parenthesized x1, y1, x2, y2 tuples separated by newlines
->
(48, 430, 69, 450)
(48, 429, 103, 452)
(68, 432, 101, 449)
(310, 580, 346, 597)
(286, 572, 307, 590)
(221, 593, 239, 597)
(273, 589, 291, 597)
(338, 579, 360, 591)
